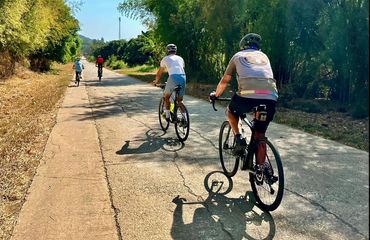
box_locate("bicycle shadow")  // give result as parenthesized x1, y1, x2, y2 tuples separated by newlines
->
(171, 171, 276, 240)
(116, 129, 184, 155)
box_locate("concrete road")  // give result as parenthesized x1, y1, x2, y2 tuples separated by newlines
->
(12, 60, 369, 240)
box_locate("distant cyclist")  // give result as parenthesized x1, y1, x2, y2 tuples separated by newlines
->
(96, 55, 104, 77)
(72, 57, 84, 84)
(210, 33, 278, 173)
(153, 44, 187, 123)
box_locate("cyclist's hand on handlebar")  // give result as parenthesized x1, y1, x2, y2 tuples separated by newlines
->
(209, 91, 217, 103)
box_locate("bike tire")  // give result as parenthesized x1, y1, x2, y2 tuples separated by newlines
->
(158, 98, 169, 131)
(76, 73, 80, 87)
(249, 139, 284, 211)
(219, 121, 239, 177)
(174, 105, 190, 142)
(98, 69, 102, 81)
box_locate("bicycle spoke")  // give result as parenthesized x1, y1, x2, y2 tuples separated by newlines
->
(219, 121, 239, 177)
(250, 140, 284, 211)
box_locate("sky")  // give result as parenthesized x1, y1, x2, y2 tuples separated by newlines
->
(74, 0, 147, 41)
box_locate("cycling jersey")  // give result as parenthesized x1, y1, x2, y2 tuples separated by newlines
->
(74, 60, 84, 72)
(96, 57, 104, 65)
(160, 55, 185, 75)
(225, 49, 278, 101)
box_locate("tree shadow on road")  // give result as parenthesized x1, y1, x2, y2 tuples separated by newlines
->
(116, 129, 184, 155)
(171, 171, 276, 240)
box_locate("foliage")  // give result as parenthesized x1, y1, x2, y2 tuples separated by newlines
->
(0, 0, 80, 74)
(85, 32, 156, 68)
(118, 0, 368, 117)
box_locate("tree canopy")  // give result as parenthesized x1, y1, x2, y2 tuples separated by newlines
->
(0, 0, 80, 75)
(118, 0, 369, 117)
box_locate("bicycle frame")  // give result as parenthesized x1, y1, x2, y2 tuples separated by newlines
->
(211, 96, 284, 211)
(157, 82, 190, 142)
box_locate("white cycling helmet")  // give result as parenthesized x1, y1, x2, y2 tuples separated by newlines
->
(166, 44, 177, 53)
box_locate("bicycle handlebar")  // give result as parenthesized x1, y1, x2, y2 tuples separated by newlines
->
(210, 97, 231, 111)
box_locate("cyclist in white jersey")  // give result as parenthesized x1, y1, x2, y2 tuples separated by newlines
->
(153, 44, 187, 123)
(210, 33, 278, 174)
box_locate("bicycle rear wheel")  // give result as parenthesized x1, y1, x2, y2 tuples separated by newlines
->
(98, 68, 102, 81)
(76, 73, 80, 87)
(174, 105, 190, 142)
(219, 121, 239, 177)
(158, 98, 169, 131)
(249, 139, 284, 211)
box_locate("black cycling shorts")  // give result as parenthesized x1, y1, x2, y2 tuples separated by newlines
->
(228, 94, 277, 133)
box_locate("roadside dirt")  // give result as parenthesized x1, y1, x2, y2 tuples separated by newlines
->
(0, 64, 72, 240)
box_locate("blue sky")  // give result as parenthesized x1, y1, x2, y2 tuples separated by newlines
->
(75, 0, 147, 41)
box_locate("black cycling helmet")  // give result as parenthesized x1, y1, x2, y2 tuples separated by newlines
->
(166, 44, 177, 53)
(239, 33, 262, 50)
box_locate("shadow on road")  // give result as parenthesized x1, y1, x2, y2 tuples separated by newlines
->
(116, 129, 184, 155)
(171, 171, 275, 240)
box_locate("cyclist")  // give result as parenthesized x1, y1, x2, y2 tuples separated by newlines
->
(72, 57, 84, 84)
(153, 44, 187, 124)
(209, 33, 278, 174)
(96, 55, 104, 77)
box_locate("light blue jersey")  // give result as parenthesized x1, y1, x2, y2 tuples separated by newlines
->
(74, 60, 84, 72)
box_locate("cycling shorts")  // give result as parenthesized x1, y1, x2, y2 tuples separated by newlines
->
(228, 94, 277, 133)
(164, 74, 186, 97)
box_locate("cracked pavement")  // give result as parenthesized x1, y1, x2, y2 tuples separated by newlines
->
(11, 60, 369, 240)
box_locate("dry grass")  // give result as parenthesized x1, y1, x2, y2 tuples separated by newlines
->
(119, 70, 369, 152)
(0, 64, 72, 240)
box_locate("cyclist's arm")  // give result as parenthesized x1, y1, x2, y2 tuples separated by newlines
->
(215, 74, 232, 97)
(215, 57, 235, 97)
(154, 67, 165, 84)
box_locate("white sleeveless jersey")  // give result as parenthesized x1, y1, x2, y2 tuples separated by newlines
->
(160, 54, 185, 75)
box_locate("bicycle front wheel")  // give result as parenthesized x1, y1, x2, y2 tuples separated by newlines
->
(158, 98, 169, 131)
(250, 139, 284, 211)
(219, 121, 239, 177)
(174, 105, 190, 142)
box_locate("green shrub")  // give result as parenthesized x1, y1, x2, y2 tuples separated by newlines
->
(286, 99, 324, 113)
(87, 55, 95, 62)
(137, 65, 156, 72)
(350, 103, 369, 119)
(109, 59, 126, 70)
(278, 85, 296, 107)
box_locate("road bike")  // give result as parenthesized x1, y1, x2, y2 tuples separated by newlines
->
(210, 97, 284, 211)
(97, 65, 103, 81)
(75, 71, 81, 87)
(156, 83, 190, 142)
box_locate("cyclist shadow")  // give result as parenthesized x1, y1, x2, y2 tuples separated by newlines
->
(171, 171, 276, 240)
(116, 129, 184, 155)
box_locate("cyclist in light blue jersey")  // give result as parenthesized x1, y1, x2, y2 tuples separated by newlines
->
(72, 57, 84, 82)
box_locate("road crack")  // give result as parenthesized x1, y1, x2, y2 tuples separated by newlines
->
(191, 128, 218, 150)
(285, 187, 367, 238)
